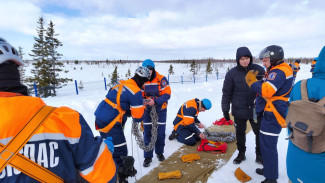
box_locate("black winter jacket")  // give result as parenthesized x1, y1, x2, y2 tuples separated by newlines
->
(221, 47, 265, 119)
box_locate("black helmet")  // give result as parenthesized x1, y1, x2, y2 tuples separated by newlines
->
(295, 59, 301, 63)
(259, 45, 284, 64)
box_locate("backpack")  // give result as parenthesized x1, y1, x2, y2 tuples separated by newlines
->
(286, 79, 325, 153)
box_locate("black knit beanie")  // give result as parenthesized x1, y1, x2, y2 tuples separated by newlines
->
(0, 61, 28, 96)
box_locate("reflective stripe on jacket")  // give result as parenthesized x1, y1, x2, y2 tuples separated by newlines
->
(0, 92, 116, 182)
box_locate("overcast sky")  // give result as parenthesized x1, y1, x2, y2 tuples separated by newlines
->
(1, 0, 324, 61)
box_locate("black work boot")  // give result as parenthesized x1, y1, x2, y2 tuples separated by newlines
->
(256, 155, 263, 164)
(157, 154, 165, 161)
(118, 173, 128, 183)
(256, 168, 263, 175)
(261, 178, 277, 183)
(233, 152, 246, 164)
(143, 158, 152, 167)
(169, 130, 177, 140)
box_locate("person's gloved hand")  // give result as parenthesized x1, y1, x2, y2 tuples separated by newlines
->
(199, 132, 206, 139)
(245, 70, 259, 87)
(223, 112, 230, 121)
(104, 137, 114, 154)
(197, 123, 205, 129)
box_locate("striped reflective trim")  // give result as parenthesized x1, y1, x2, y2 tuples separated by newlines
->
(183, 115, 194, 119)
(114, 142, 127, 148)
(161, 86, 170, 90)
(124, 85, 135, 95)
(143, 122, 152, 125)
(80, 142, 106, 175)
(185, 133, 195, 140)
(0, 133, 80, 145)
(144, 83, 158, 86)
(266, 81, 277, 92)
(260, 130, 279, 136)
(286, 75, 293, 79)
(157, 122, 166, 125)
(131, 105, 143, 108)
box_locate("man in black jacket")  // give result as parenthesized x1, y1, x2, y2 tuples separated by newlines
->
(221, 46, 265, 164)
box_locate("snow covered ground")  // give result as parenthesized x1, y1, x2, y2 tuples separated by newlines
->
(27, 61, 313, 183)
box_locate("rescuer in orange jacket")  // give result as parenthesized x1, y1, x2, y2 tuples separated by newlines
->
(95, 66, 151, 182)
(141, 59, 171, 168)
(246, 45, 293, 183)
(0, 37, 117, 183)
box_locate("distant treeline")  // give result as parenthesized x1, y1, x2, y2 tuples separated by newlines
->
(23, 57, 314, 65)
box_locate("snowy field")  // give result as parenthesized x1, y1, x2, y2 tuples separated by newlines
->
(25, 61, 313, 183)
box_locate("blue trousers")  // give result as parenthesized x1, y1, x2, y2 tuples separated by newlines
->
(100, 123, 127, 168)
(176, 125, 200, 146)
(259, 111, 282, 180)
(143, 108, 167, 158)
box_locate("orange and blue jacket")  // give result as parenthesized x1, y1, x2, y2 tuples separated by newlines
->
(0, 92, 116, 183)
(310, 60, 316, 73)
(142, 71, 171, 110)
(95, 79, 145, 135)
(173, 99, 201, 134)
(251, 61, 293, 124)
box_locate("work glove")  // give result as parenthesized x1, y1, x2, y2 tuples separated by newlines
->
(104, 137, 114, 154)
(181, 153, 200, 163)
(245, 70, 259, 87)
(234, 167, 252, 182)
(223, 112, 230, 121)
(158, 170, 182, 180)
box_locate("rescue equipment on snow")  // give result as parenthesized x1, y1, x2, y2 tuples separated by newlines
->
(234, 167, 252, 182)
(158, 170, 182, 180)
(132, 105, 159, 152)
(197, 139, 227, 153)
(213, 117, 234, 125)
(203, 131, 236, 143)
(286, 79, 325, 153)
(181, 153, 200, 163)
(0, 106, 63, 183)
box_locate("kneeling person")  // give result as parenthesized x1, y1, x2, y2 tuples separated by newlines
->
(170, 98, 212, 146)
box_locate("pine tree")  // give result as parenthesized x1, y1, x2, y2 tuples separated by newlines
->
(206, 58, 213, 74)
(190, 60, 197, 75)
(110, 66, 119, 86)
(45, 20, 71, 96)
(168, 64, 175, 75)
(28, 17, 52, 97)
(78, 80, 84, 90)
(18, 46, 26, 84)
(125, 68, 131, 78)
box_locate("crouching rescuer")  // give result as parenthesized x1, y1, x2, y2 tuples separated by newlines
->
(0, 38, 117, 182)
(94, 66, 151, 183)
(169, 98, 212, 146)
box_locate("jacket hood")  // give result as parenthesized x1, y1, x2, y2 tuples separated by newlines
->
(313, 46, 325, 79)
(236, 47, 253, 67)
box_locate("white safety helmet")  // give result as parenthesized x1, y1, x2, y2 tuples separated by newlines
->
(135, 66, 151, 80)
(0, 37, 23, 66)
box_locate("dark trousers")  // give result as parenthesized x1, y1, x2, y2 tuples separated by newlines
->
(234, 117, 261, 155)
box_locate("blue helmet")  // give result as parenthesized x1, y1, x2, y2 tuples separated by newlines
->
(142, 59, 155, 69)
(201, 99, 212, 110)
(314, 57, 318, 61)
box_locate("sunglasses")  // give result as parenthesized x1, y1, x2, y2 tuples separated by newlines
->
(147, 65, 154, 70)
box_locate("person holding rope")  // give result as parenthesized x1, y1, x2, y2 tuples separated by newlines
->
(94, 66, 151, 183)
(0, 38, 117, 182)
(141, 59, 171, 167)
(169, 98, 212, 146)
